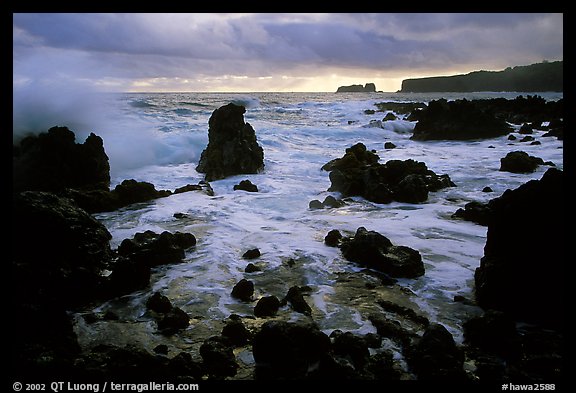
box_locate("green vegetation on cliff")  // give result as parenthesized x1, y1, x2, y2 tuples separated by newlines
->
(400, 61, 562, 93)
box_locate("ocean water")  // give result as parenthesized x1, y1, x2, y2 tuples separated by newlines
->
(68, 91, 563, 367)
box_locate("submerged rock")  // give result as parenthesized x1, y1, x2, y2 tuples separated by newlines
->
(233, 179, 259, 192)
(196, 103, 264, 181)
(242, 248, 261, 259)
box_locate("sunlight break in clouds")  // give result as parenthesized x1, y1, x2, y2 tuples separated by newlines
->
(13, 13, 563, 92)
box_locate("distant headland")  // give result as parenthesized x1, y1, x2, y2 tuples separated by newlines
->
(399, 61, 563, 93)
(336, 83, 376, 93)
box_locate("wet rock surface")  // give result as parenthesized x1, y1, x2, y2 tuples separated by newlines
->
(338, 227, 425, 278)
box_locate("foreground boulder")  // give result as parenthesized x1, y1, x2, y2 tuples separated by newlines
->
(474, 168, 564, 327)
(13, 126, 110, 192)
(12, 191, 113, 375)
(13, 191, 113, 307)
(337, 227, 425, 278)
(322, 143, 454, 204)
(406, 324, 466, 380)
(252, 321, 331, 379)
(196, 103, 264, 181)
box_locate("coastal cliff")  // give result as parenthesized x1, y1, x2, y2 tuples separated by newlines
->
(400, 61, 562, 93)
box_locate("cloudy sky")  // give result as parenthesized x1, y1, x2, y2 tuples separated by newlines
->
(13, 13, 563, 93)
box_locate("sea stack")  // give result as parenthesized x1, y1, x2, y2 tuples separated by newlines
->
(336, 83, 376, 93)
(196, 103, 264, 181)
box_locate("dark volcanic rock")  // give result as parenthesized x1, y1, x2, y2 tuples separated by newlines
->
(196, 103, 264, 181)
(322, 143, 454, 204)
(474, 168, 564, 327)
(499, 151, 546, 173)
(156, 307, 190, 334)
(231, 279, 254, 301)
(117, 230, 195, 267)
(221, 317, 252, 346)
(173, 180, 214, 196)
(410, 98, 513, 140)
(452, 201, 493, 226)
(199, 336, 239, 378)
(244, 263, 261, 273)
(12, 191, 113, 375)
(113, 179, 171, 204)
(63, 179, 172, 213)
(339, 227, 424, 278)
(13, 126, 110, 192)
(252, 320, 331, 379)
(242, 248, 261, 259)
(324, 229, 343, 247)
(331, 331, 370, 369)
(406, 323, 466, 380)
(78, 344, 169, 378)
(105, 257, 151, 297)
(283, 286, 312, 316)
(309, 195, 345, 209)
(146, 292, 173, 314)
(463, 310, 519, 356)
(233, 179, 258, 192)
(166, 351, 203, 379)
(254, 296, 281, 317)
(13, 191, 112, 307)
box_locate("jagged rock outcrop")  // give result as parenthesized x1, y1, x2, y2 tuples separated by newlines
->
(13, 126, 110, 192)
(322, 142, 455, 204)
(196, 103, 264, 181)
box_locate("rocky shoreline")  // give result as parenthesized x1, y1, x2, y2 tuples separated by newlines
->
(12, 97, 564, 383)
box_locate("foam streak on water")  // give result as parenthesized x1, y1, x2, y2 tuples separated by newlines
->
(89, 91, 563, 346)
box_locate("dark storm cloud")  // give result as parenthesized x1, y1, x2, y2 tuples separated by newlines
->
(13, 13, 563, 91)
